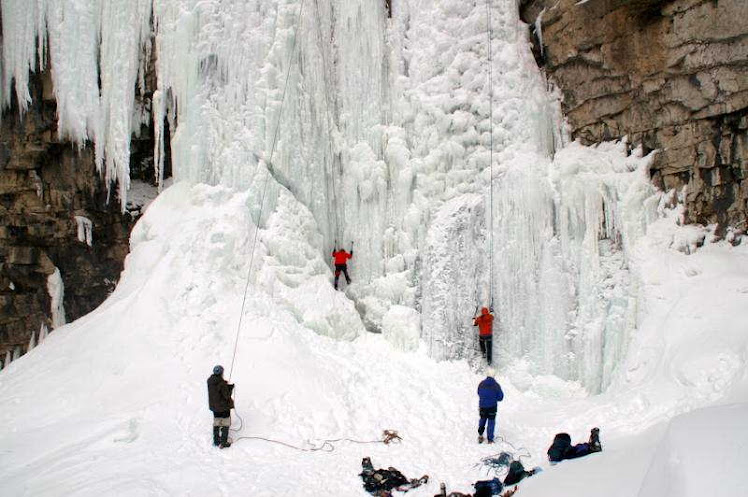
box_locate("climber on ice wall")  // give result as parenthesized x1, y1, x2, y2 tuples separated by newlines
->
(473, 307, 494, 365)
(332, 243, 353, 290)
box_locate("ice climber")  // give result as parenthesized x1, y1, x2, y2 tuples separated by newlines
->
(207, 365, 235, 448)
(473, 307, 494, 365)
(547, 428, 602, 463)
(332, 246, 353, 290)
(477, 368, 504, 444)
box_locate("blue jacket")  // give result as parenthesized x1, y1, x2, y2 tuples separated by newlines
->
(478, 376, 504, 408)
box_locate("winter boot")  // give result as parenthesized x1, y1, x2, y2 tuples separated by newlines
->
(478, 435, 485, 444)
(219, 426, 231, 448)
(213, 427, 221, 446)
(435, 482, 447, 497)
(589, 427, 602, 452)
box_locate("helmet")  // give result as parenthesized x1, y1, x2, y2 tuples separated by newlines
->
(213, 365, 224, 375)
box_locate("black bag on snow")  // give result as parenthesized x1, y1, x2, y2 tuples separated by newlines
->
(473, 477, 503, 495)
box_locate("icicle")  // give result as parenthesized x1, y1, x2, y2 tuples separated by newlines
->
(47, 267, 67, 328)
(39, 322, 49, 342)
(1, 0, 153, 209)
(152, 89, 166, 191)
(535, 8, 546, 57)
(12, 346, 21, 361)
(28, 329, 37, 351)
(75, 215, 93, 246)
(98, 0, 153, 211)
(4, 350, 11, 368)
(0, 0, 47, 112)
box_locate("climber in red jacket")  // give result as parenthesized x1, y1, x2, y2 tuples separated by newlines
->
(332, 247, 353, 290)
(473, 307, 494, 365)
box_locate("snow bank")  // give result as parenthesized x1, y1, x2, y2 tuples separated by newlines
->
(638, 403, 748, 497)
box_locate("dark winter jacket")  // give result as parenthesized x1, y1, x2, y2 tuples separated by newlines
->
(207, 373, 234, 415)
(477, 376, 504, 408)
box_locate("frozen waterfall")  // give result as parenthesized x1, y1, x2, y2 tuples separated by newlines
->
(1, 0, 658, 392)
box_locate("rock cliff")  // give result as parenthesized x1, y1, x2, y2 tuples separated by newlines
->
(0, 66, 161, 364)
(521, 0, 748, 232)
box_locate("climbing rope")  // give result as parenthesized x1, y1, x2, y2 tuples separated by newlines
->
(474, 435, 532, 477)
(228, 0, 307, 380)
(485, 0, 495, 309)
(231, 429, 402, 453)
(312, 0, 342, 247)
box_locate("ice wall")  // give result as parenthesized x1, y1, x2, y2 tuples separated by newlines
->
(0, 0, 152, 210)
(0, 0, 658, 391)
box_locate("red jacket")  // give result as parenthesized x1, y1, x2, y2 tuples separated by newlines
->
(473, 308, 494, 337)
(332, 250, 352, 265)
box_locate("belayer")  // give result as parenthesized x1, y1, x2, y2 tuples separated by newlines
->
(207, 365, 235, 448)
(547, 428, 602, 463)
(332, 244, 353, 290)
(477, 368, 504, 444)
(473, 307, 494, 364)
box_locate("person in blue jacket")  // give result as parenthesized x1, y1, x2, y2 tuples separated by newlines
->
(477, 368, 504, 444)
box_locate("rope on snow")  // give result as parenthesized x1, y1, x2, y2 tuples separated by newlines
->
(231, 429, 403, 453)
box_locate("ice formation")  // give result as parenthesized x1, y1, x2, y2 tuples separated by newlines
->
(74, 215, 93, 246)
(2, 0, 658, 391)
(46, 267, 66, 329)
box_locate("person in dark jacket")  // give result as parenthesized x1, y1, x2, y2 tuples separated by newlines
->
(332, 247, 353, 290)
(477, 369, 504, 444)
(547, 428, 602, 463)
(207, 365, 234, 448)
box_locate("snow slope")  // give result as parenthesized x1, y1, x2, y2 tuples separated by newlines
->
(2, 180, 747, 497)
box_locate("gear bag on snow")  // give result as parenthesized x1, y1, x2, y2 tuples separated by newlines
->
(473, 477, 503, 495)
(360, 457, 428, 495)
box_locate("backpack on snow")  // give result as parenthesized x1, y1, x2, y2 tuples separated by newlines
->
(473, 477, 503, 495)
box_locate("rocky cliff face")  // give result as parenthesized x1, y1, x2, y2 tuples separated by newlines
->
(0, 66, 160, 365)
(521, 0, 748, 233)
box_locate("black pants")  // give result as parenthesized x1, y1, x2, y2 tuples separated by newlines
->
(479, 336, 493, 364)
(334, 264, 351, 288)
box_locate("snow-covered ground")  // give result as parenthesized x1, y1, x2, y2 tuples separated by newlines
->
(1, 0, 747, 495)
(1, 180, 747, 497)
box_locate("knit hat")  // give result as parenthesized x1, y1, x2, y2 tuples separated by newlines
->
(485, 367, 495, 378)
(213, 365, 224, 375)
